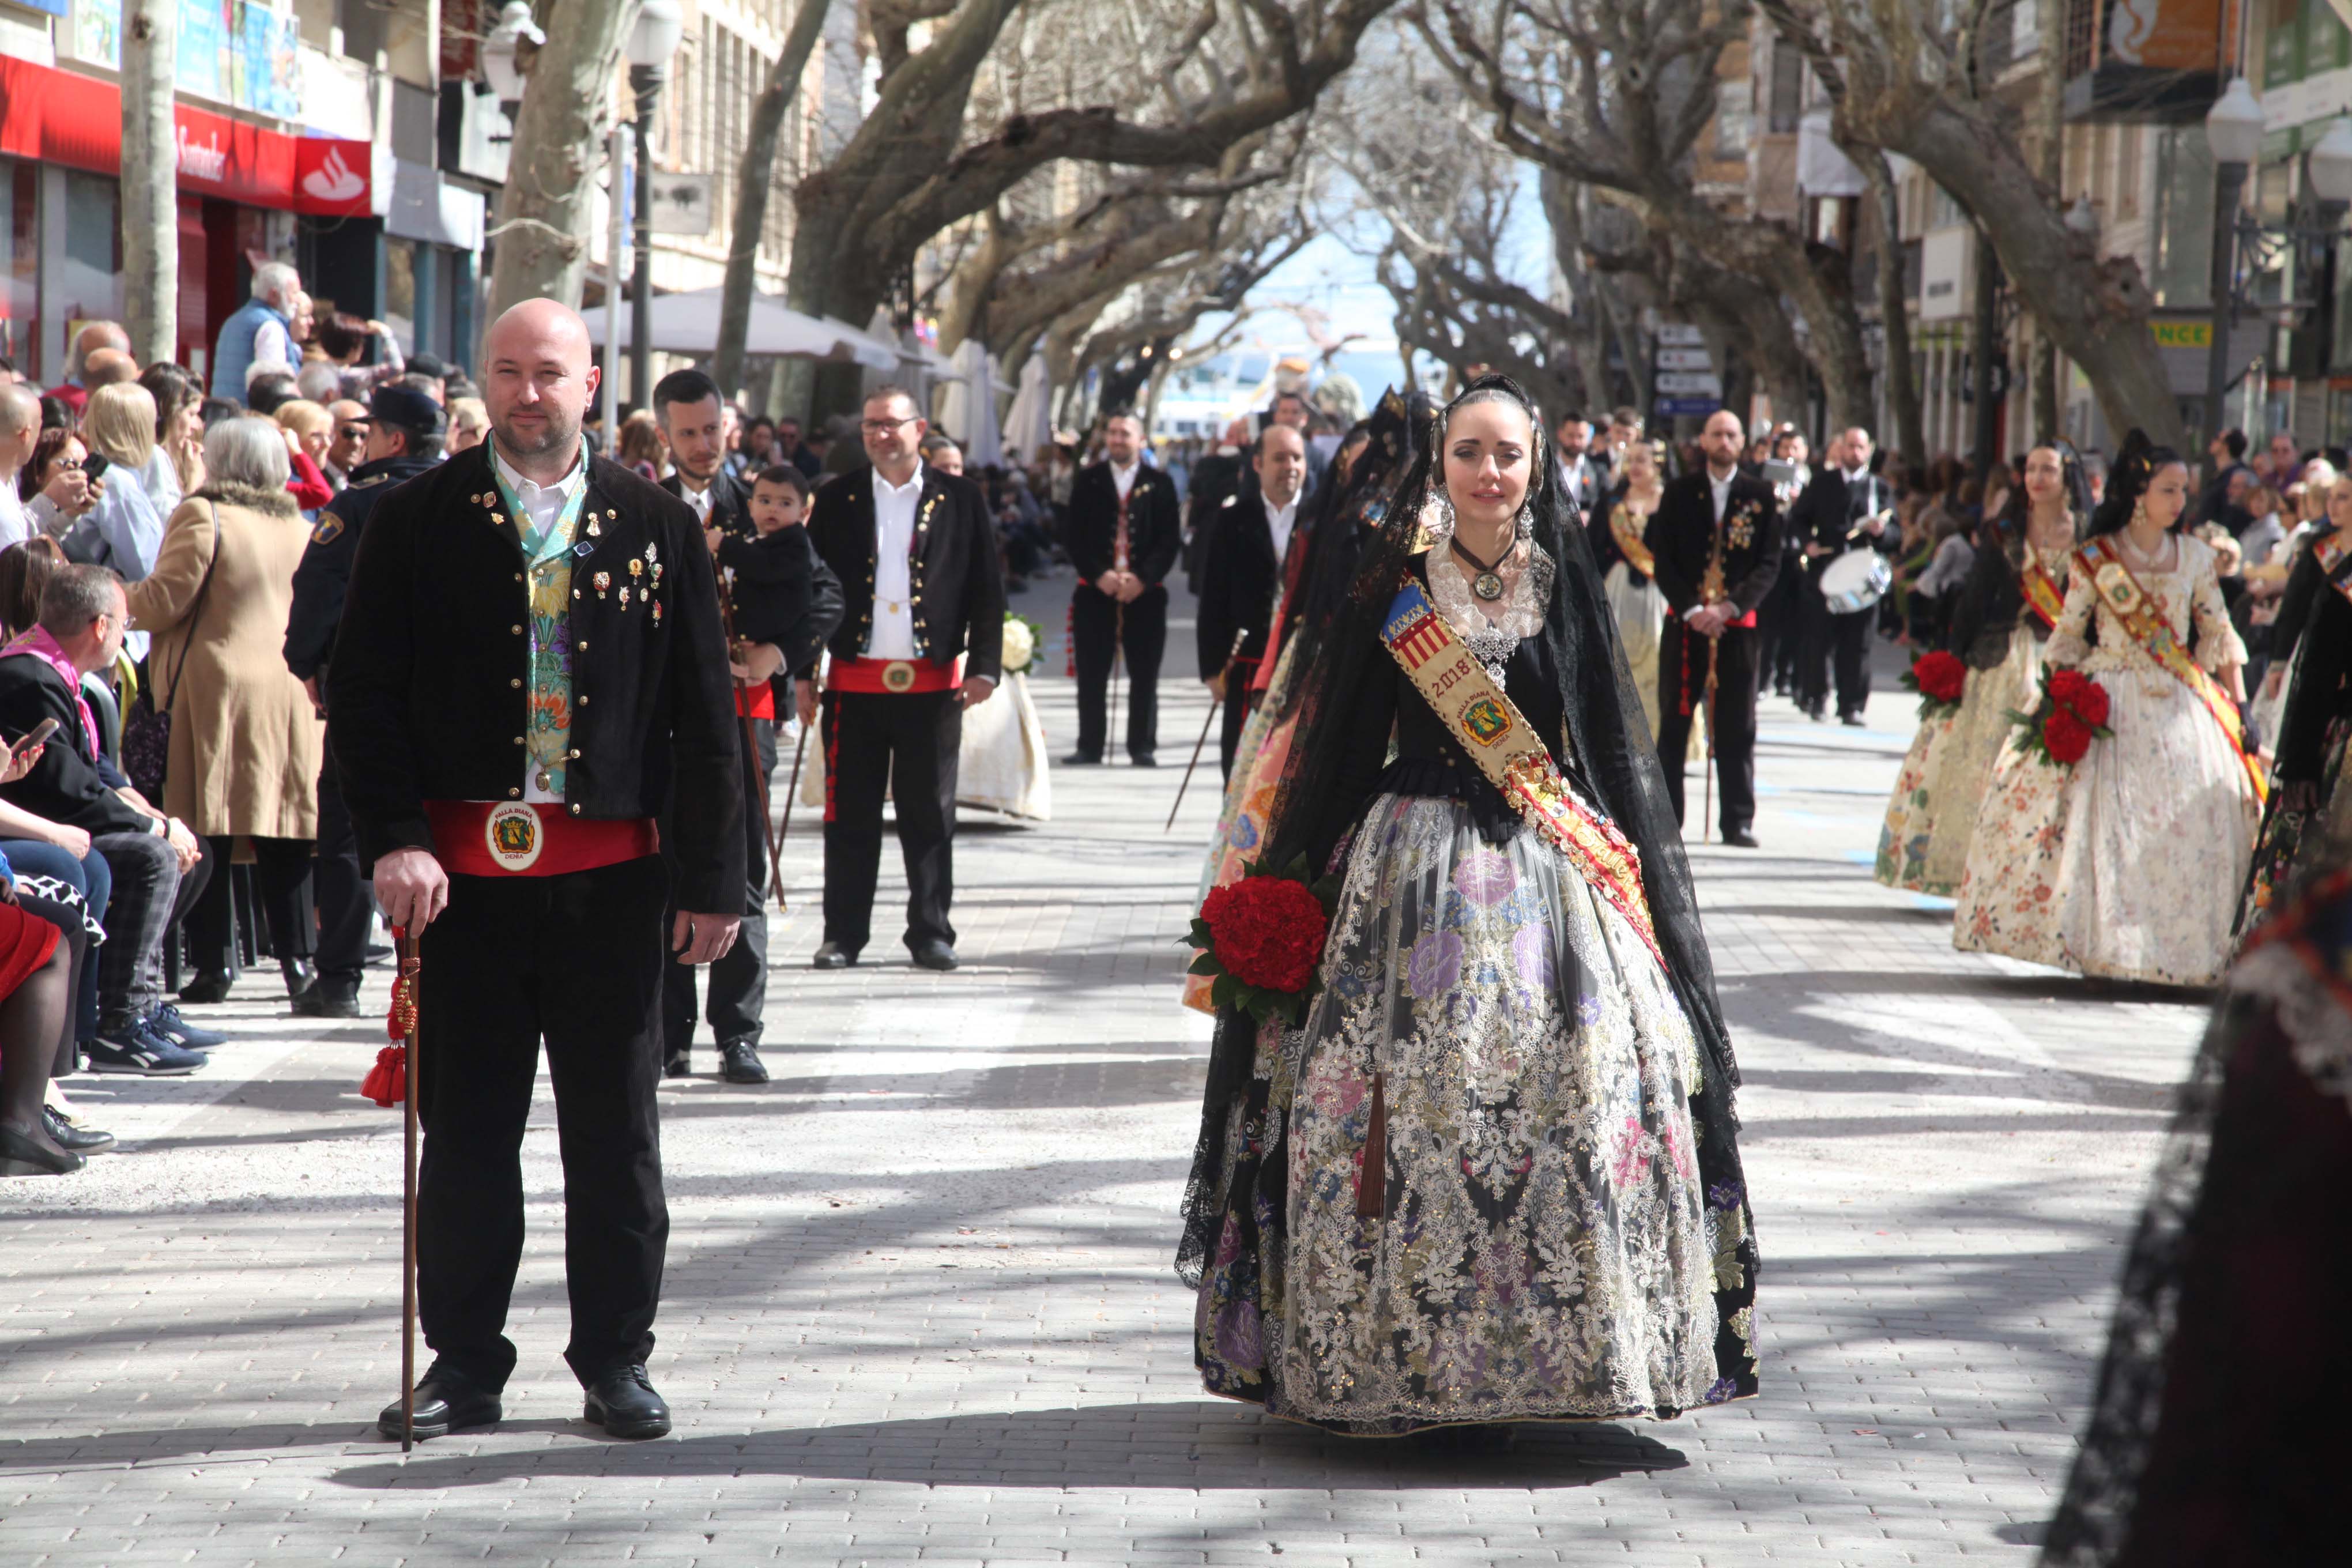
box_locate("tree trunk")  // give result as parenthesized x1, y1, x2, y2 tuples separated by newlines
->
(120, 0, 177, 368)
(2030, 0, 2065, 442)
(714, 0, 834, 402)
(1861, 149, 1925, 470)
(487, 0, 635, 320)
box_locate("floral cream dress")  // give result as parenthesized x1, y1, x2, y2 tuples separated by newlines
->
(1191, 548, 1759, 1434)
(1954, 534, 2257, 985)
(1877, 545, 2069, 896)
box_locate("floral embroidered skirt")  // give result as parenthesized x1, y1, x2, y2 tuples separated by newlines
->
(1192, 793, 1759, 1435)
(2236, 715, 2351, 941)
(1879, 630, 2042, 896)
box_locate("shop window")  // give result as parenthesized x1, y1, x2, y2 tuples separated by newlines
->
(59, 172, 122, 344)
(1, 161, 35, 381)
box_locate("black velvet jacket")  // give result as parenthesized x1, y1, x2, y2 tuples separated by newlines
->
(715, 526, 845, 682)
(1066, 461, 1183, 587)
(2275, 546, 2352, 783)
(805, 464, 1006, 683)
(326, 444, 746, 912)
(1318, 553, 1577, 868)
(1786, 466, 1897, 573)
(1647, 469, 1783, 617)
(1196, 489, 1290, 674)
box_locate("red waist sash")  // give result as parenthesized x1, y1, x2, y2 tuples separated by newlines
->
(737, 680, 776, 719)
(827, 655, 963, 695)
(427, 800, 659, 878)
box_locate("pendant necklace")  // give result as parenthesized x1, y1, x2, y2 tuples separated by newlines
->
(1449, 535, 1509, 602)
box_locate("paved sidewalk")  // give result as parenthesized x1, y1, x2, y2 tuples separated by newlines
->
(0, 589, 2209, 1566)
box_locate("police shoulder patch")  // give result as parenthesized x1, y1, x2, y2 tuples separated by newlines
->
(311, 515, 345, 546)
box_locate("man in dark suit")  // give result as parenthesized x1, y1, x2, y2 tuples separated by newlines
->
(1555, 411, 1600, 519)
(800, 386, 1005, 972)
(1647, 408, 1782, 847)
(653, 368, 752, 537)
(1065, 411, 1181, 765)
(1787, 426, 1895, 725)
(1197, 423, 1307, 779)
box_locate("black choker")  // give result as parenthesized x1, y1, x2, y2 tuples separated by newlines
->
(1449, 536, 1507, 601)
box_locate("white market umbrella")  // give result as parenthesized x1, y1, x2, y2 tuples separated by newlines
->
(1002, 354, 1051, 465)
(937, 338, 1003, 468)
(579, 287, 899, 368)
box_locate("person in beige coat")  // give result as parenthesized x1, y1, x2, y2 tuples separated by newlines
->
(126, 416, 323, 1004)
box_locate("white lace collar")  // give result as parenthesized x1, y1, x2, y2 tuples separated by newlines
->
(1427, 538, 1554, 641)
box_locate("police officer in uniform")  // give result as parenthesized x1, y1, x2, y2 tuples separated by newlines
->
(800, 385, 1004, 973)
(1648, 408, 1782, 846)
(332, 300, 742, 1443)
(282, 382, 444, 1017)
(1064, 411, 1181, 766)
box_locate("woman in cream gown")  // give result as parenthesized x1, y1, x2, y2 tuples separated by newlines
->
(1586, 440, 1669, 738)
(1954, 434, 2261, 986)
(1878, 446, 2080, 895)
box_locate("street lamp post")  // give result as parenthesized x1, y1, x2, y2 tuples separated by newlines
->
(627, 0, 685, 409)
(2204, 76, 2264, 452)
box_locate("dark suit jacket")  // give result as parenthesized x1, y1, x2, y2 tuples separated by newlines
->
(1786, 466, 1897, 572)
(1646, 469, 1783, 619)
(1197, 491, 1288, 674)
(327, 445, 745, 911)
(1067, 461, 1182, 587)
(805, 464, 1006, 683)
(662, 470, 753, 538)
(0, 655, 153, 836)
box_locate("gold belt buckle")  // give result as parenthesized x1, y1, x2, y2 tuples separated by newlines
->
(881, 660, 918, 693)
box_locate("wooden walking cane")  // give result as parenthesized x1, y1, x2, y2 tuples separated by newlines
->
(717, 566, 787, 906)
(1166, 628, 1249, 832)
(394, 928, 422, 1454)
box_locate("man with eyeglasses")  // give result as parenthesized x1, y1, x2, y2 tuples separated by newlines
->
(800, 385, 1005, 972)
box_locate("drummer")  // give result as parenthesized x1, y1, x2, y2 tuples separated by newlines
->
(1648, 408, 1784, 846)
(1790, 427, 1897, 726)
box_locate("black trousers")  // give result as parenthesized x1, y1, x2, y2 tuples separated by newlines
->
(1072, 583, 1166, 760)
(1799, 576, 1874, 717)
(416, 853, 669, 1390)
(1656, 620, 1760, 836)
(313, 749, 372, 988)
(820, 689, 960, 953)
(663, 715, 776, 1054)
(1756, 557, 1805, 692)
(187, 835, 312, 978)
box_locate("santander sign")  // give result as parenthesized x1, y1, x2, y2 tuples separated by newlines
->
(175, 122, 229, 183)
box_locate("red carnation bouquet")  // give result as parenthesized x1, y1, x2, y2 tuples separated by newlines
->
(2007, 666, 2113, 768)
(1183, 855, 1338, 1026)
(1902, 650, 1969, 719)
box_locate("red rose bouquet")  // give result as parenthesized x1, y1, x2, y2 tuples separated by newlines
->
(1183, 855, 1338, 1025)
(1902, 650, 1969, 719)
(2007, 665, 2114, 768)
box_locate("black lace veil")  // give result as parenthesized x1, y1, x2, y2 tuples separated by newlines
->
(1176, 372, 1741, 1285)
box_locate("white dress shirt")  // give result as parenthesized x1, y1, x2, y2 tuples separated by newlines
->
(679, 479, 715, 525)
(1267, 492, 1302, 561)
(1708, 466, 1735, 522)
(865, 462, 925, 660)
(1110, 460, 1139, 503)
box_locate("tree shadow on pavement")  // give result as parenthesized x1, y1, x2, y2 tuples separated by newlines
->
(324, 1401, 1688, 1491)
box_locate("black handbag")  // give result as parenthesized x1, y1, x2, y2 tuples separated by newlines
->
(122, 501, 220, 801)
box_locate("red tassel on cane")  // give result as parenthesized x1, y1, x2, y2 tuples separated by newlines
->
(361, 1044, 407, 1107)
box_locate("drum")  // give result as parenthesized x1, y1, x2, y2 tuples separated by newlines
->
(1820, 547, 1893, 616)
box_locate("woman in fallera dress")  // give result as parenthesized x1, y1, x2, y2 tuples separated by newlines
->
(1954, 432, 2261, 986)
(1180, 375, 1758, 1435)
(1878, 446, 2083, 895)
(2237, 471, 2352, 934)
(1587, 438, 1669, 738)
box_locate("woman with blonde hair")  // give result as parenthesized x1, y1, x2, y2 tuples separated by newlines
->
(63, 383, 164, 580)
(126, 416, 323, 1003)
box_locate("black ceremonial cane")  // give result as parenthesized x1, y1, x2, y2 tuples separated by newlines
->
(395, 929, 422, 1453)
(1166, 627, 1249, 833)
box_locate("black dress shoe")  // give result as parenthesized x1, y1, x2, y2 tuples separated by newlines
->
(1129, 753, 1158, 767)
(1840, 712, 1867, 727)
(812, 942, 858, 969)
(40, 1105, 114, 1153)
(292, 978, 362, 1019)
(281, 956, 318, 1002)
(1721, 829, 1761, 849)
(377, 1364, 502, 1441)
(582, 1363, 671, 1439)
(1060, 751, 1102, 766)
(910, 939, 959, 971)
(1, 1121, 85, 1175)
(719, 1040, 770, 1084)
(178, 971, 233, 1005)
(663, 1050, 692, 1079)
